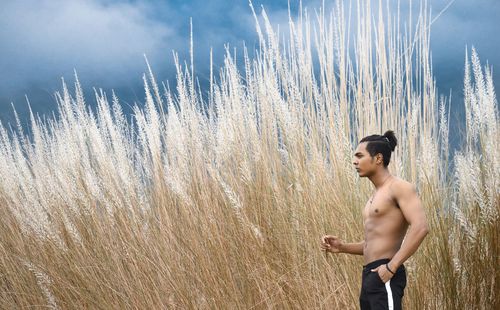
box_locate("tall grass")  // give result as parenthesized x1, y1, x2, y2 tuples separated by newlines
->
(0, 0, 498, 308)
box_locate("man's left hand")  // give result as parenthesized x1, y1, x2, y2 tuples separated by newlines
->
(371, 264, 395, 283)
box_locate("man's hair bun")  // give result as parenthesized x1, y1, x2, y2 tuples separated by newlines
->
(383, 130, 397, 151)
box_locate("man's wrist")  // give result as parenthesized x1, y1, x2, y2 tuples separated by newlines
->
(338, 244, 345, 253)
(385, 263, 395, 274)
(387, 261, 398, 272)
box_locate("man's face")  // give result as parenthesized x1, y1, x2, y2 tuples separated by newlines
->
(353, 142, 378, 177)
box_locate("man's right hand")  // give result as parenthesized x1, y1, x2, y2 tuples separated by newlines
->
(320, 235, 343, 253)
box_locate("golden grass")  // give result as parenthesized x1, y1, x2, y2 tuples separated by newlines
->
(0, 0, 498, 309)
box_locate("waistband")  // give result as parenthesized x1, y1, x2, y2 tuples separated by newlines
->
(363, 258, 392, 270)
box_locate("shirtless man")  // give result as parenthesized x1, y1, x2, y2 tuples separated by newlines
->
(320, 130, 429, 310)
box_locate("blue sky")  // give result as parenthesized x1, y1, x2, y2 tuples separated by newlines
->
(1, 0, 499, 145)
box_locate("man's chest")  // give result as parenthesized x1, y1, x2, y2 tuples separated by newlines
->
(362, 193, 399, 219)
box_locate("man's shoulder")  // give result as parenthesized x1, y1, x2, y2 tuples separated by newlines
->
(389, 177, 417, 197)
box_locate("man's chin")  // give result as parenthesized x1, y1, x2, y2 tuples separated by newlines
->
(356, 170, 371, 177)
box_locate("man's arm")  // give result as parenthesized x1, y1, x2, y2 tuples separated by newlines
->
(321, 236, 364, 255)
(340, 241, 364, 255)
(387, 181, 429, 271)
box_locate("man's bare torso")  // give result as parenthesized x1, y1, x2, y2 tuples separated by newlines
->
(362, 177, 409, 264)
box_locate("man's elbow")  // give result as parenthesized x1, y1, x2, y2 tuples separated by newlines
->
(411, 221, 429, 236)
(419, 223, 430, 236)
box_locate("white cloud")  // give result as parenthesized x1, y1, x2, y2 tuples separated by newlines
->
(0, 0, 174, 92)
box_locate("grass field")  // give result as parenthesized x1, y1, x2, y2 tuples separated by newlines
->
(0, 1, 498, 309)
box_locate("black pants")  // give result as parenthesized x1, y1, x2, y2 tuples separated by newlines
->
(359, 258, 406, 310)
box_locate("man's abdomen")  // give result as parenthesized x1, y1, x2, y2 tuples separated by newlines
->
(363, 226, 406, 264)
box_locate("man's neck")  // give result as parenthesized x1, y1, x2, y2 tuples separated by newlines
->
(369, 169, 392, 189)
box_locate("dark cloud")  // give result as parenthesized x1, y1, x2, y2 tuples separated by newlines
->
(0, 0, 498, 144)
(427, 0, 500, 147)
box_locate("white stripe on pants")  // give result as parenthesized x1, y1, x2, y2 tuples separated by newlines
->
(385, 280, 394, 310)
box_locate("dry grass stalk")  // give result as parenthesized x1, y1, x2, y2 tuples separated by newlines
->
(0, 0, 498, 308)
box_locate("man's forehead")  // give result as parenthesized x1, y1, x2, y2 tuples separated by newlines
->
(355, 142, 368, 153)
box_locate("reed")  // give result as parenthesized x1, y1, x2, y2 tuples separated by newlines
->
(0, 0, 497, 308)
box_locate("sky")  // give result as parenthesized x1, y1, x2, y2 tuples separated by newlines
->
(0, 0, 499, 147)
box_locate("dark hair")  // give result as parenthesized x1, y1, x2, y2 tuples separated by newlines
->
(359, 130, 398, 167)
